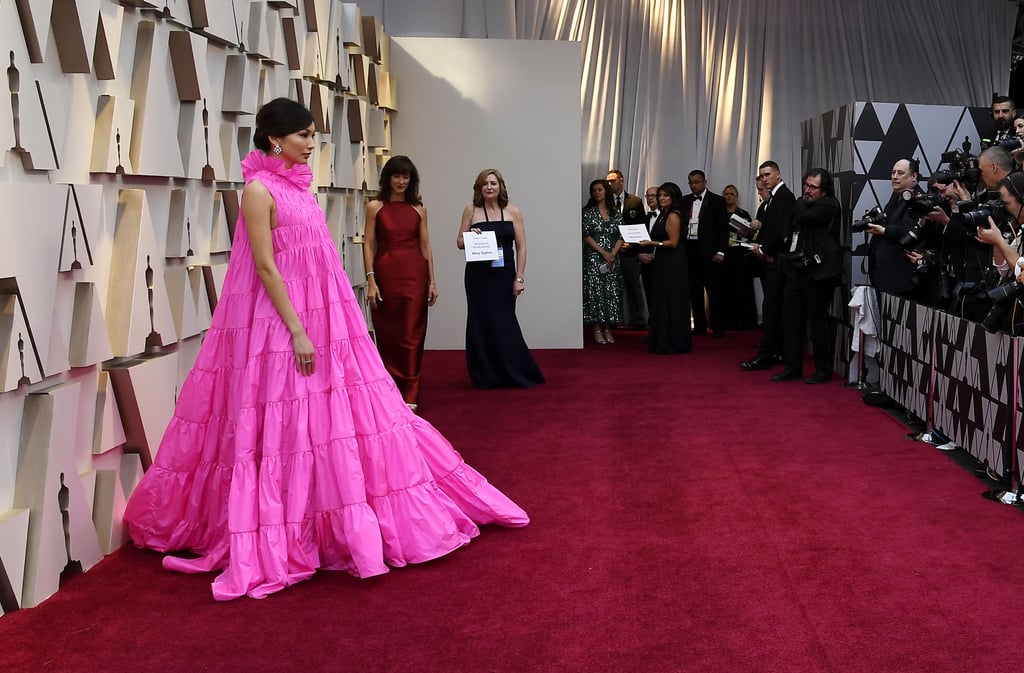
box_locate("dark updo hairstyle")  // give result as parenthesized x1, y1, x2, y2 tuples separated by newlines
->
(374, 155, 423, 206)
(252, 98, 314, 153)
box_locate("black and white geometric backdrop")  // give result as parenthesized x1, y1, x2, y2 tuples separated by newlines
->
(800, 101, 992, 380)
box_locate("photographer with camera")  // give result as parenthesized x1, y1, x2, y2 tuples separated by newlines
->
(973, 173, 1024, 333)
(772, 168, 841, 384)
(918, 177, 977, 313)
(863, 158, 925, 301)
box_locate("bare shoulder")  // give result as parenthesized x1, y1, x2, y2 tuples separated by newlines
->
(505, 204, 524, 218)
(461, 203, 476, 218)
(241, 179, 273, 212)
(413, 203, 428, 218)
(366, 199, 384, 215)
(242, 179, 272, 200)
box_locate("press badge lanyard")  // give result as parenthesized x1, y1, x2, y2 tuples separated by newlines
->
(483, 207, 505, 268)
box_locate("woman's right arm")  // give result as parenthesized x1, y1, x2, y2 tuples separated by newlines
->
(582, 208, 614, 262)
(456, 204, 475, 249)
(363, 200, 382, 307)
(243, 180, 315, 375)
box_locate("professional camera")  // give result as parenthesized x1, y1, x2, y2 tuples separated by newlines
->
(785, 251, 820, 270)
(852, 206, 885, 233)
(904, 191, 944, 217)
(958, 198, 1007, 237)
(982, 280, 1024, 333)
(981, 137, 1024, 152)
(912, 248, 938, 276)
(896, 191, 944, 249)
(930, 141, 982, 193)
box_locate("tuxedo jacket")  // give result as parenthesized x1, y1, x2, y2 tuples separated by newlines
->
(757, 184, 797, 259)
(680, 190, 729, 261)
(790, 194, 842, 281)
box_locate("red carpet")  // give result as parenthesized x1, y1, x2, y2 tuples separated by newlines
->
(4, 330, 1024, 673)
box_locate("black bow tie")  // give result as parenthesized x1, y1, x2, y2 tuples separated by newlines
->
(693, 194, 702, 201)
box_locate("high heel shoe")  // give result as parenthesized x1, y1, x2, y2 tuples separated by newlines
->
(603, 328, 615, 344)
(593, 326, 606, 345)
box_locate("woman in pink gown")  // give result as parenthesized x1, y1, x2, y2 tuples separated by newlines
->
(123, 98, 529, 601)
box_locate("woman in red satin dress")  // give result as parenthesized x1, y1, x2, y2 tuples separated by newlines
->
(363, 156, 438, 410)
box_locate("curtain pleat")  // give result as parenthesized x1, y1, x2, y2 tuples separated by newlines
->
(368, 0, 1015, 209)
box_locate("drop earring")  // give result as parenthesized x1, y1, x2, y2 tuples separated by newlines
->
(273, 144, 283, 155)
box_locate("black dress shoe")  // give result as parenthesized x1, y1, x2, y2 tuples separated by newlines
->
(739, 356, 772, 371)
(770, 354, 784, 364)
(771, 367, 802, 382)
(805, 371, 832, 384)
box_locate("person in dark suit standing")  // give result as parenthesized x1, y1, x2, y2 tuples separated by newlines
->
(638, 185, 660, 315)
(771, 168, 842, 383)
(864, 158, 922, 300)
(740, 161, 796, 370)
(681, 170, 730, 337)
(606, 169, 648, 327)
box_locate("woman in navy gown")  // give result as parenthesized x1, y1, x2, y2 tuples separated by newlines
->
(456, 169, 544, 388)
(639, 182, 692, 354)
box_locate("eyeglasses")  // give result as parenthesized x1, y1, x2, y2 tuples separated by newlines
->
(803, 182, 822, 191)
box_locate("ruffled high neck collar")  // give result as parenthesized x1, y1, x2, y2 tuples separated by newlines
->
(240, 150, 313, 190)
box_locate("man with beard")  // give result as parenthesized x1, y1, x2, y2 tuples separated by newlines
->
(989, 95, 1016, 143)
(772, 169, 842, 383)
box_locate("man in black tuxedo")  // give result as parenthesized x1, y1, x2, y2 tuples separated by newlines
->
(681, 170, 729, 337)
(741, 160, 796, 370)
(606, 169, 648, 327)
(771, 168, 842, 383)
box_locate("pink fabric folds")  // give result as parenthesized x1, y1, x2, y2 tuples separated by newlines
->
(123, 151, 528, 601)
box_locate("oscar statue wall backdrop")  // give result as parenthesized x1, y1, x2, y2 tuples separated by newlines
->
(0, 0, 395, 612)
(800, 100, 991, 382)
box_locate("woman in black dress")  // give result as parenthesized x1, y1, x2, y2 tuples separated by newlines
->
(456, 168, 544, 388)
(639, 182, 691, 354)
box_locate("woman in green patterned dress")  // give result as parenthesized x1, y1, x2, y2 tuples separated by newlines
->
(582, 178, 624, 344)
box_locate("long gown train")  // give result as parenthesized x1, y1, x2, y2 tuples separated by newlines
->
(124, 151, 529, 601)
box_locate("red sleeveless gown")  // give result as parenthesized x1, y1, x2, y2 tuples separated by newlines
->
(371, 201, 429, 405)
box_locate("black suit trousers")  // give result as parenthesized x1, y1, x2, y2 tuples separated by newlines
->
(639, 258, 655, 321)
(782, 272, 839, 373)
(619, 255, 645, 326)
(684, 241, 725, 333)
(758, 264, 785, 358)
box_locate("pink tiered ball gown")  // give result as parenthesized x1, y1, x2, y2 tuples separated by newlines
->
(124, 151, 529, 601)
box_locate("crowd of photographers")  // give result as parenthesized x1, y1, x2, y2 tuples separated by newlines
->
(859, 95, 1024, 335)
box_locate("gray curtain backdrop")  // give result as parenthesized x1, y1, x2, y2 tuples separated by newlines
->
(355, 0, 1015, 206)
